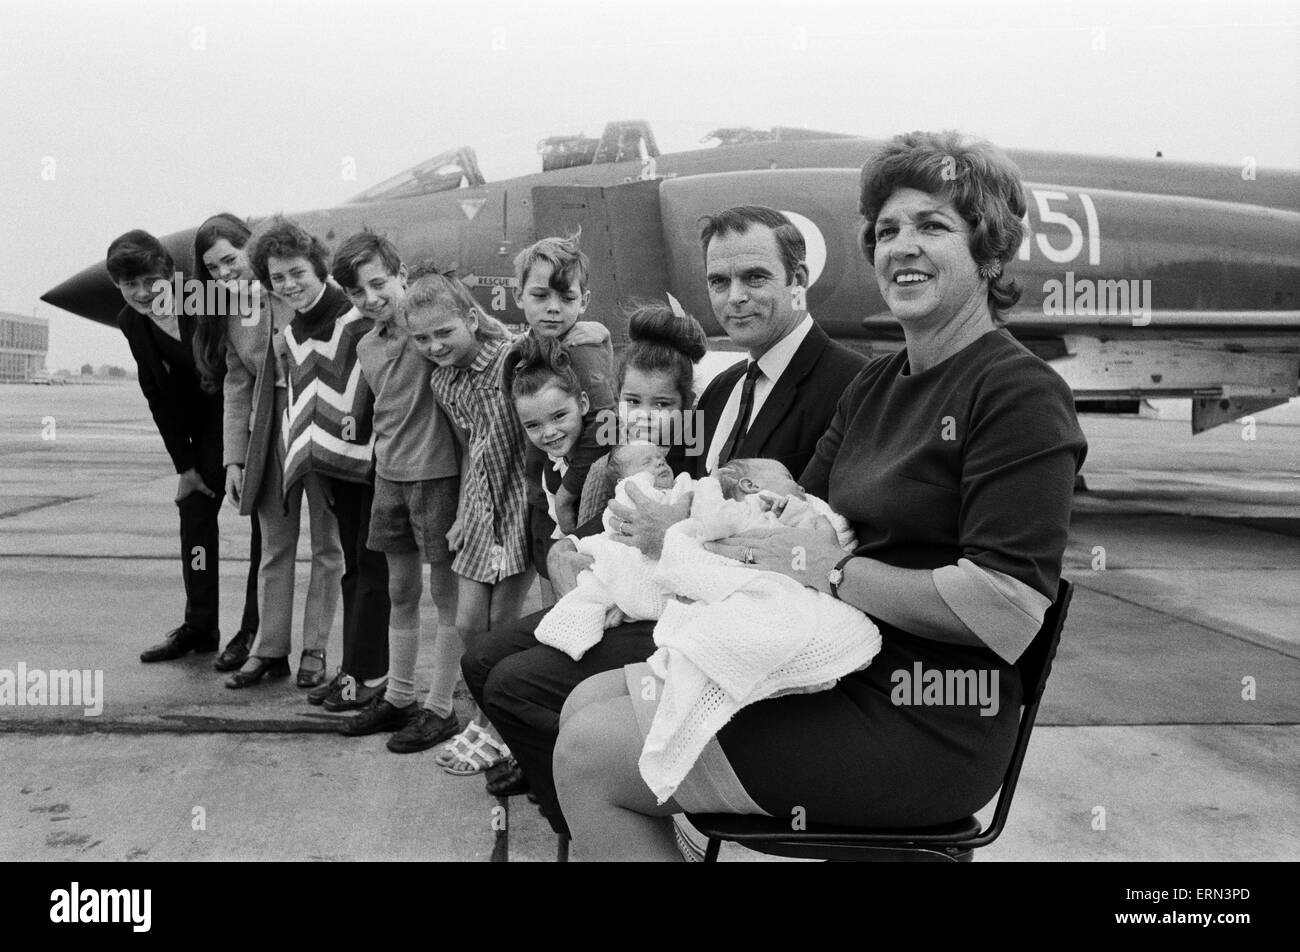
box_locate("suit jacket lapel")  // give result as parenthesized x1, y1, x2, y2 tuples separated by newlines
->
(739, 323, 830, 456)
(123, 308, 168, 388)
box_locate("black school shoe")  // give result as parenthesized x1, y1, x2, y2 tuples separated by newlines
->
(485, 757, 530, 797)
(341, 697, 416, 736)
(386, 708, 460, 754)
(213, 628, 256, 672)
(307, 669, 346, 706)
(321, 675, 386, 712)
(140, 625, 219, 663)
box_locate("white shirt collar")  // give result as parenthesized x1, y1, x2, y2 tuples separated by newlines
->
(754, 313, 814, 381)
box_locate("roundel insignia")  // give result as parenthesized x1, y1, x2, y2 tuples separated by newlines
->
(779, 210, 827, 287)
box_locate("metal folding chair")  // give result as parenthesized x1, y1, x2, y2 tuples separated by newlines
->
(686, 578, 1073, 862)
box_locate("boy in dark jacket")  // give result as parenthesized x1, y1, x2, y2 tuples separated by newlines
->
(108, 230, 225, 663)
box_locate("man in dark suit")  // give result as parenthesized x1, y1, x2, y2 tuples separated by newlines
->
(463, 207, 866, 833)
(108, 230, 226, 663)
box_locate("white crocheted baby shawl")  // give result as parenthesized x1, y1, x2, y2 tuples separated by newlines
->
(536, 471, 694, 661)
(638, 480, 881, 804)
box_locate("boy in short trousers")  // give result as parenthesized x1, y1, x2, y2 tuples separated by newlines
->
(334, 232, 464, 752)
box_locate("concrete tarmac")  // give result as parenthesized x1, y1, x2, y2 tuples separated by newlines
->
(1, 381, 1297, 861)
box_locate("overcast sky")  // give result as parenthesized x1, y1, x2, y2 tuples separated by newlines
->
(2, 0, 1297, 371)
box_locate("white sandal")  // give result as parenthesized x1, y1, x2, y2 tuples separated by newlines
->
(434, 722, 511, 776)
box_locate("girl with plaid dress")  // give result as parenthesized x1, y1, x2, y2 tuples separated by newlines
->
(404, 274, 532, 773)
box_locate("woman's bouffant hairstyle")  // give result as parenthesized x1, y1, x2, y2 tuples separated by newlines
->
(247, 216, 331, 288)
(191, 212, 254, 394)
(616, 300, 708, 409)
(858, 130, 1027, 317)
(399, 272, 511, 341)
(504, 332, 584, 403)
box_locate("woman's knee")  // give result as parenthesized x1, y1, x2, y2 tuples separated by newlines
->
(559, 670, 628, 732)
(554, 702, 617, 791)
(554, 697, 641, 795)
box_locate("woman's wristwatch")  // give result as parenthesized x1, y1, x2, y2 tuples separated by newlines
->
(827, 554, 856, 599)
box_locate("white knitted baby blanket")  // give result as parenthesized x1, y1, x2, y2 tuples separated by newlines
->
(536, 471, 694, 661)
(638, 482, 881, 803)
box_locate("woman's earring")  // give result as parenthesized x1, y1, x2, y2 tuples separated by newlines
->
(978, 261, 1002, 281)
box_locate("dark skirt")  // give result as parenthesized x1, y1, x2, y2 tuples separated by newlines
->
(716, 622, 1024, 828)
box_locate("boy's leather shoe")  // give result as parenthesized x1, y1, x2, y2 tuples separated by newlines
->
(341, 698, 415, 736)
(213, 628, 256, 671)
(307, 669, 345, 706)
(321, 675, 386, 712)
(387, 708, 460, 754)
(140, 625, 219, 663)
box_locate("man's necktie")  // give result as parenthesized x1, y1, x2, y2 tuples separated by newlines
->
(718, 361, 762, 465)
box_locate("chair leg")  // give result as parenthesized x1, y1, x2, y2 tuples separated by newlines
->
(557, 833, 570, 863)
(704, 837, 721, 863)
(490, 796, 510, 863)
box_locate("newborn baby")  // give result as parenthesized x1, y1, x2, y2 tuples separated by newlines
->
(600, 442, 692, 537)
(701, 456, 857, 551)
(537, 448, 855, 661)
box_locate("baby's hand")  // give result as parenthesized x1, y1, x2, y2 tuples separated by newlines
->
(755, 490, 789, 516)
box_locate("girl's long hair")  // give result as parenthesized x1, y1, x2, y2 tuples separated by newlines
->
(401, 272, 511, 341)
(191, 212, 253, 394)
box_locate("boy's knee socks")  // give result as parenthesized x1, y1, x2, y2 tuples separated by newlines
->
(384, 626, 420, 708)
(422, 623, 465, 720)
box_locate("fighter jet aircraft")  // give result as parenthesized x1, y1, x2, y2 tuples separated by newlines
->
(43, 120, 1300, 433)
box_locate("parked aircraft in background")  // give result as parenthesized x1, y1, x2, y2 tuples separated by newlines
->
(43, 121, 1300, 433)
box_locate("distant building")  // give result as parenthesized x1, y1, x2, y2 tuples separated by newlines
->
(0, 311, 49, 382)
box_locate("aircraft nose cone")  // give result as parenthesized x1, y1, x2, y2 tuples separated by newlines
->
(41, 262, 122, 325)
(41, 226, 197, 327)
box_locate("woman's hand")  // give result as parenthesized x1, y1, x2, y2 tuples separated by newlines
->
(224, 464, 244, 505)
(606, 481, 692, 559)
(547, 539, 594, 598)
(702, 517, 843, 593)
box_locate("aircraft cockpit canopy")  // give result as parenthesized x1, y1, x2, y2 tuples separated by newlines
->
(346, 147, 485, 204)
(538, 120, 660, 172)
(344, 121, 856, 204)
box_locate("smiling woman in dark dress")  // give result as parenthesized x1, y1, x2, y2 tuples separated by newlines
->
(552, 130, 1089, 861)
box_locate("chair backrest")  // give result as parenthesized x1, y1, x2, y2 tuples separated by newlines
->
(969, 577, 1071, 848)
(1015, 578, 1072, 705)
